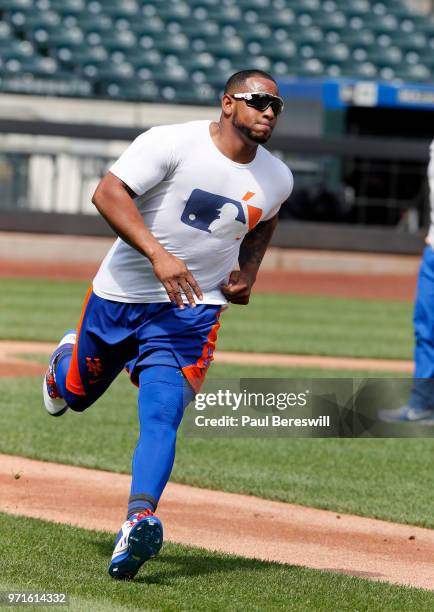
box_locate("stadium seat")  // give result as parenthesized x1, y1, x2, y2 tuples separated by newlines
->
(0, 0, 432, 103)
(95, 79, 160, 102)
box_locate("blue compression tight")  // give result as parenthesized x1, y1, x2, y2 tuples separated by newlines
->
(130, 365, 194, 505)
(55, 356, 194, 511)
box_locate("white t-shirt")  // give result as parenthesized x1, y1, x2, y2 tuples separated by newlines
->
(425, 139, 434, 247)
(93, 120, 293, 304)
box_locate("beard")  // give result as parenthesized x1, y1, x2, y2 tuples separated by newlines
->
(232, 115, 271, 144)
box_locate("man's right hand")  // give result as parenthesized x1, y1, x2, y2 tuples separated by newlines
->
(151, 250, 203, 309)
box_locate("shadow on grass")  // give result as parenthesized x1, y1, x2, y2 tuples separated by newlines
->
(92, 535, 292, 585)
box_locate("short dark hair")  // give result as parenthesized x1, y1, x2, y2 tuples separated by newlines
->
(224, 69, 277, 94)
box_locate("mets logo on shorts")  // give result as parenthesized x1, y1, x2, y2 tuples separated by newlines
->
(181, 189, 263, 240)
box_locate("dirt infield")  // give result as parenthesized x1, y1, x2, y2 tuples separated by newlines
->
(0, 258, 417, 301)
(0, 251, 423, 595)
(2, 453, 434, 591)
(0, 340, 413, 376)
(254, 270, 417, 301)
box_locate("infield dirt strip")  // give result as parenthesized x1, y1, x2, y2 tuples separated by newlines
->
(1, 342, 431, 592)
(0, 340, 414, 375)
(1, 454, 434, 592)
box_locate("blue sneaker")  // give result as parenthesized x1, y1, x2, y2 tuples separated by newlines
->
(378, 404, 434, 425)
(42, 330, 76, 417)
(109, 511, 163, 580)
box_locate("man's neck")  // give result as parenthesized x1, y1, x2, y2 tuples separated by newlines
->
(209, 122, 258, 164)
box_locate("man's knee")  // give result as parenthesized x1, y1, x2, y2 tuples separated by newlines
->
(63, 391, 94, 413)
(138, 367, 193, 429)
(140, 383, 186, 427)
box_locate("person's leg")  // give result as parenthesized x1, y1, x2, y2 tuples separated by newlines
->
(126, 303, 222, 514)
(109, 304, 222, 580)
(410, 246, 434, 410)
(46, 289, 136, 413)
(109, 364, 192, 580)
(127, 365, 194, 517)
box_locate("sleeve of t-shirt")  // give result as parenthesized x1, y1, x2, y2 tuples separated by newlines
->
(109, 127, 175, 196)
(262, 166, 294, 221)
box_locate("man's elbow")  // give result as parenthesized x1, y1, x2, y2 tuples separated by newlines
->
(91, 185, 101, 209)
(92, 178, 111, 211)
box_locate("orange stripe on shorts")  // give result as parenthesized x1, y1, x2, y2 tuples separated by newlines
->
(182, 311, 221, 393)
(66, 286, 93, 396)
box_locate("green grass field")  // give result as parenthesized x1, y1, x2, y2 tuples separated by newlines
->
(2, 514, 434, 611)
(0, 277, 430, 608)
(0, 278, 414, 358)
(1, 370, 433, 528)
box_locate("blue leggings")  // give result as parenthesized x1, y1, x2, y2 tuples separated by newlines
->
(410, 246, 434, 409)
(56, 356, 194, 512)
(53, 293, 220, 516)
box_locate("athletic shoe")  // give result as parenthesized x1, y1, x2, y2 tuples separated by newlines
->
(108, 510, 163, 580)
(378, 404, 434, 425)
(42, 330, 76, 417)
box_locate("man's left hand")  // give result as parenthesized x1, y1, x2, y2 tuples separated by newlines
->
(220, 270, 255, 305)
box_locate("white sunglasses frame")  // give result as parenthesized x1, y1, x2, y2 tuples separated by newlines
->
(230, 92, 284, 114)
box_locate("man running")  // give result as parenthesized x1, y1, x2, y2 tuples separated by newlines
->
(42, 69, 293, 579)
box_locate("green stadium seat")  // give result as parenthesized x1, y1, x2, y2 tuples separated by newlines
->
(0, 38, 34, 59)
(1, 54, 60, 76)
(175, 21, 220, 38)
(0, 19, 13, 42)
(87, 60, 135, 82)
(355, 14, 400, 34)
(391, 32, 428, 51)
(314, 43, 351, 64)
(150, 64, 190, 86)
(197, 38, 244, 58)
(234, 22, 272, 40)
(93, 30, 137, 51)
(161, 82, 217, 104)
(4, 8, 61, 33)
(95, 78, 159, 102)
(189, 64, 231, 86)
(0, 72, 92, 97)
(176, 52, 216, 71)
(77, 15, 114, 34)
(340, 29, 376, 46)
(313, 12, 348, 32)
(342, 60, 379, 79)
(0, 0, 433, 103)
(47, 0, 85, 13)
(199, 5, 242, 23)
(395, 63, 432, 83)
(255, 40, 297, 61)
(412, 21, 434, 35)
(127, 49, 163, 69)
(0, 0, 32, 9)
(53, 45, 107, 71)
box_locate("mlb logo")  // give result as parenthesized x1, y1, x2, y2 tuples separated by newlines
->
(181, 189, 262, 240)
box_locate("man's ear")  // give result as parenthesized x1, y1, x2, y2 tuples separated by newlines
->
(221, 93, 234, 117)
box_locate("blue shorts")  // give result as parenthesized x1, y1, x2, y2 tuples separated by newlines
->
(65, 289, 222, 401)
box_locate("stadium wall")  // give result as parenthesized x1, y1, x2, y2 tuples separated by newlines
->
(0, 92, 430, 255)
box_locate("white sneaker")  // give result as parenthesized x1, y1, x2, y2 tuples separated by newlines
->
(109, 511, 163, 580)
(42, 330, 76, 416)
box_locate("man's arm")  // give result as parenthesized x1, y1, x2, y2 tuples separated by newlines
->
(221, 214, 278, 304)
(92, 172, 203, 308)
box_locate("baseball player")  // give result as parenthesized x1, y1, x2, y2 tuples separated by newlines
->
(380, 138, 434, 424)
(42, 69, 293, 579)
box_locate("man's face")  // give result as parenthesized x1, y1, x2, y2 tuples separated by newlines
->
(229, 77, 280, 144)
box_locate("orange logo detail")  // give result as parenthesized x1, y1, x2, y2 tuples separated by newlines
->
(242, 191, 263, 230)
(86, 357, 103, 383)
(242, 191, 255, 202)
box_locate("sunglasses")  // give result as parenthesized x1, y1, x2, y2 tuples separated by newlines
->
(230, 92, 284, 115)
